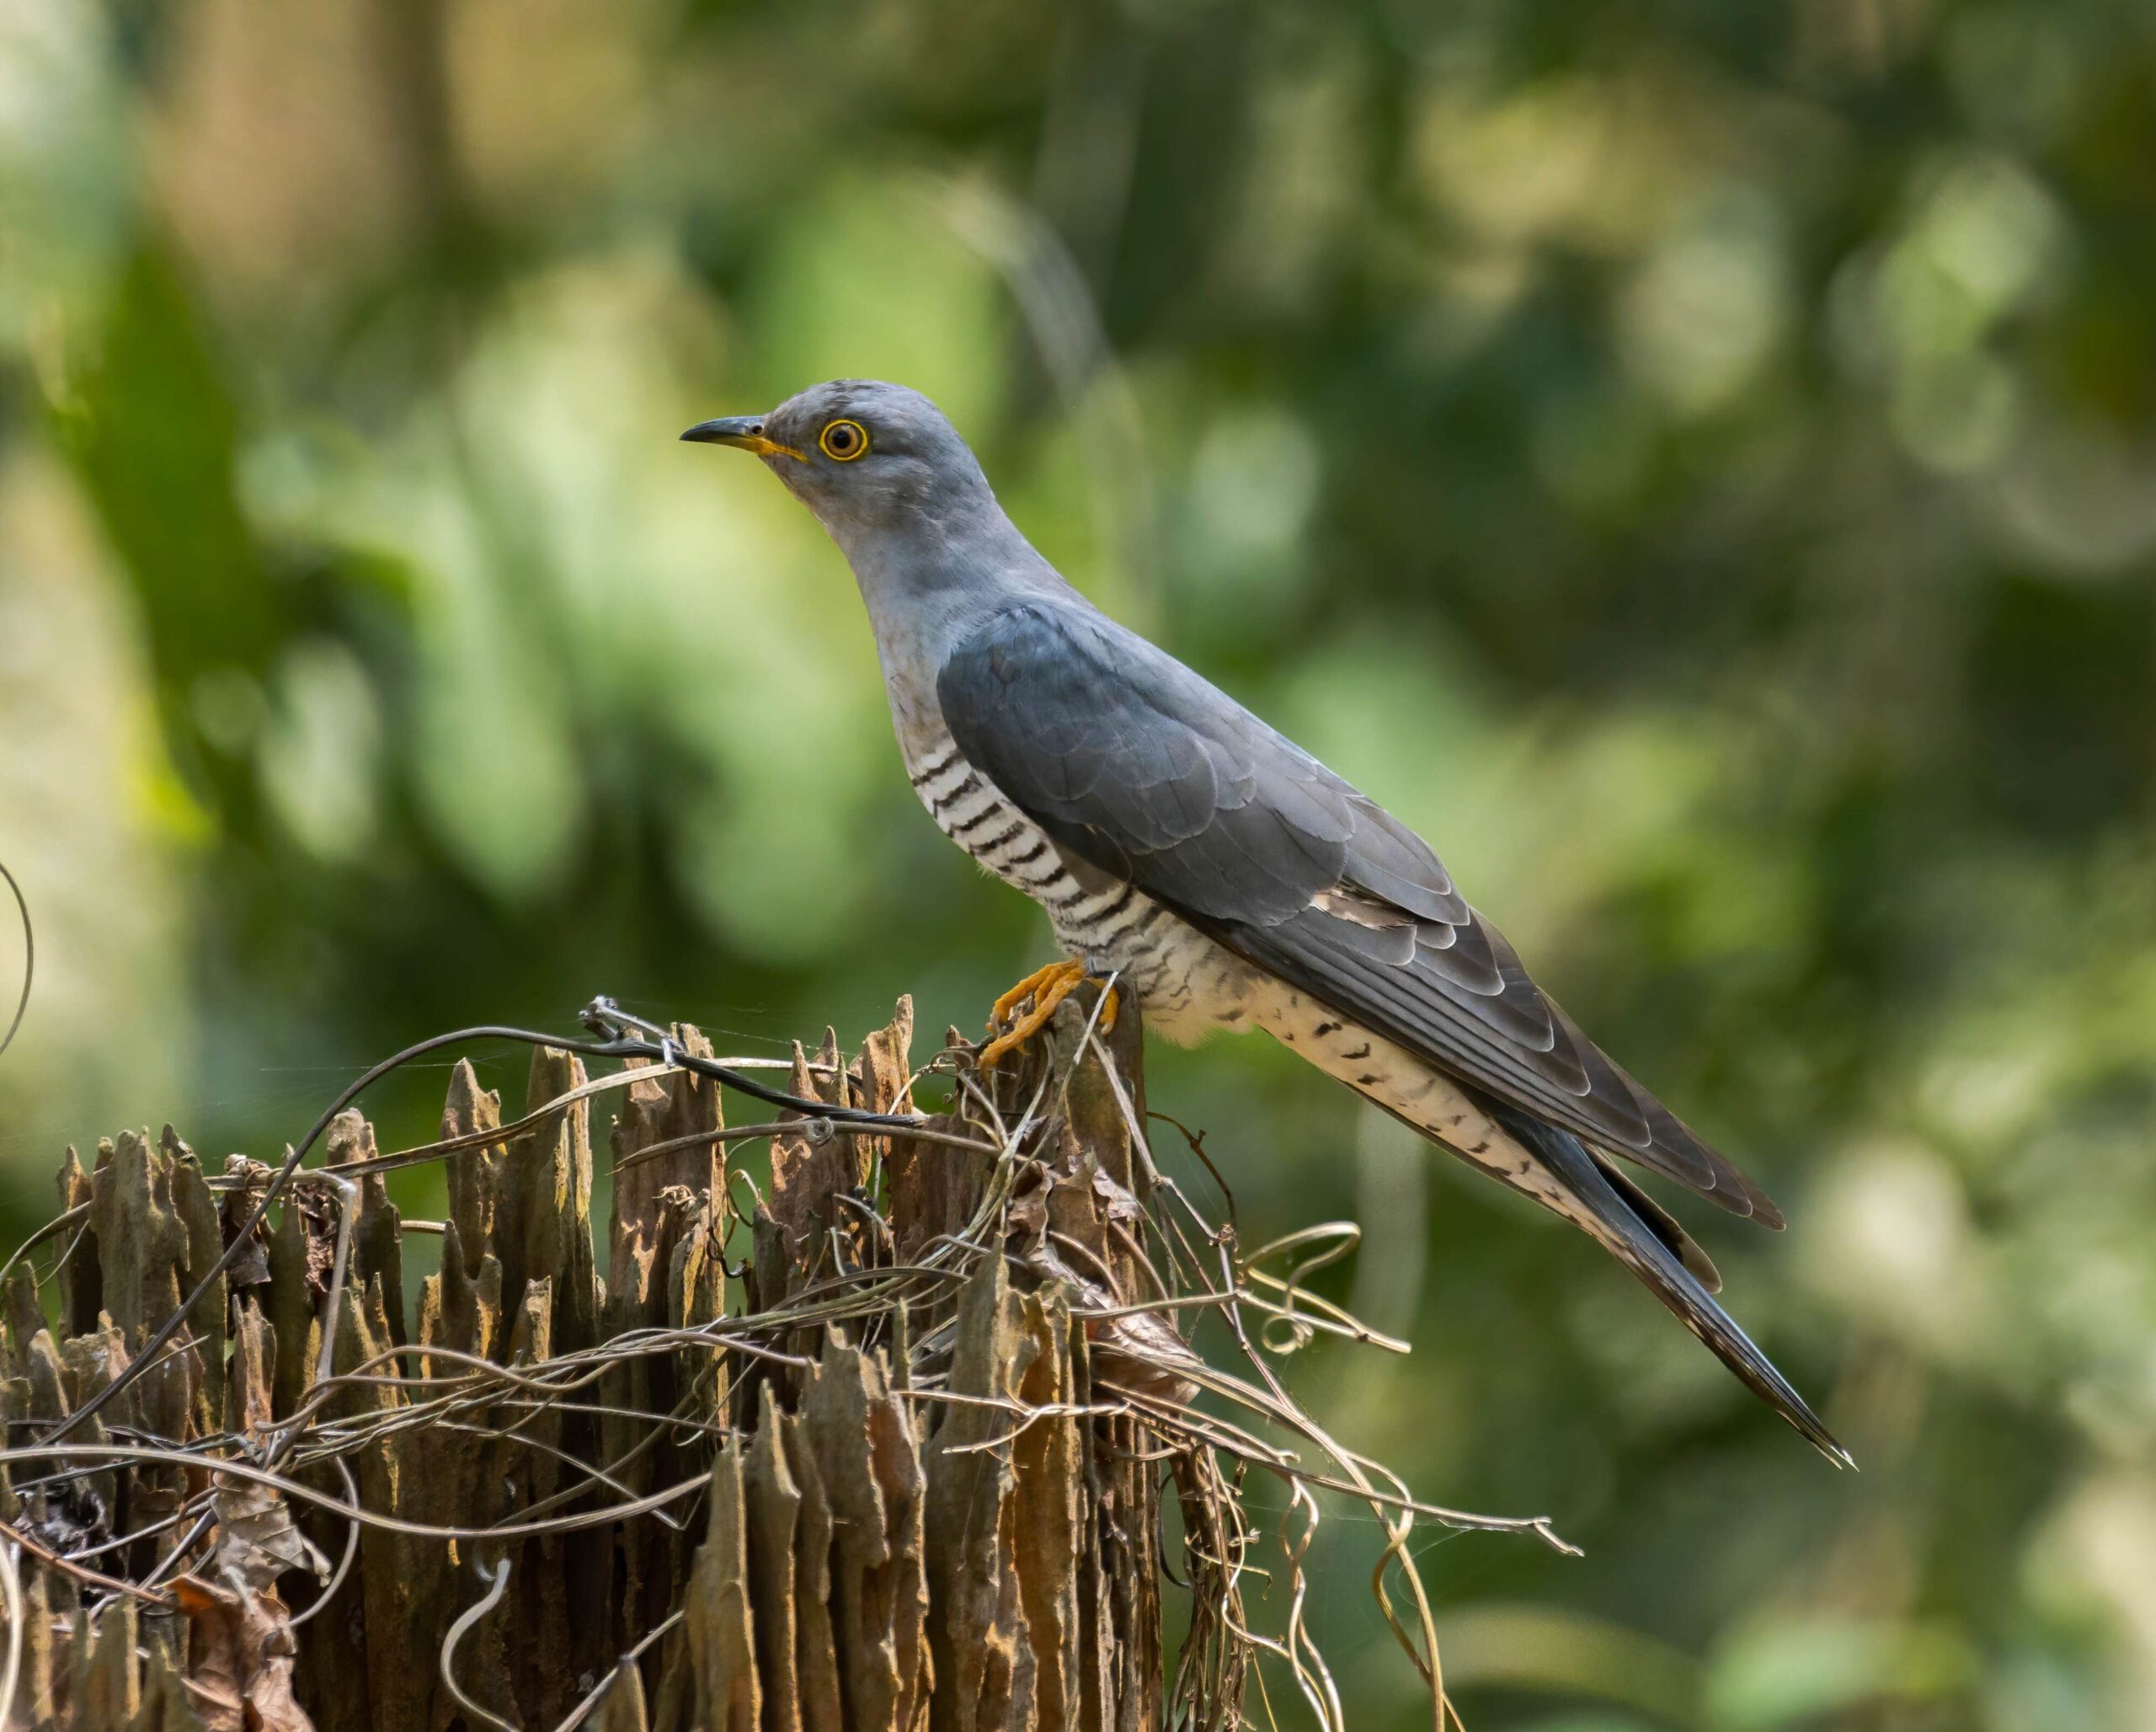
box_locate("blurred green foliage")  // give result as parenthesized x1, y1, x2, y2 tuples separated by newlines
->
(3, 1, 2154, 1726)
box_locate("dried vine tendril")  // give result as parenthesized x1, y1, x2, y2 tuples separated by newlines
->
(0, 858, 29, 1064)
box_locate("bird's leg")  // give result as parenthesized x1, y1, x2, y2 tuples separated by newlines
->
(980, 959, 1119, 1065)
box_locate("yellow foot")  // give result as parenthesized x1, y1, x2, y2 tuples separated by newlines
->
(990, 960, 1080, 1027)
(980, 960, 1120, 1066)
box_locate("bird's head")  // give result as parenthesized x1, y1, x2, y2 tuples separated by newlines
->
(681, 380, 995, 546)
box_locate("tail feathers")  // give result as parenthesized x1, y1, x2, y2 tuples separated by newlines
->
(1592, 1149, 1722, 1293)
(1480, 1096, 1852, 1468)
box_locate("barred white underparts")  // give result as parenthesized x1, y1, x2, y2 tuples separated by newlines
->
(903, 726, 1224, 1040)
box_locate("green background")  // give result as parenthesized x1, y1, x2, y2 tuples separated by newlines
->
(3, 1, 2153, 1725)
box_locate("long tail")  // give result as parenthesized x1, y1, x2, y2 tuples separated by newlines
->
(1475, 1093, 1852, 1467)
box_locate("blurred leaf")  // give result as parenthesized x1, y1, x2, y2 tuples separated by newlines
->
(747, 173, 1006, 428)
(1435, 1603, 1698, 1722)
(1703, 1617, 1977, 1729)
(52, 243, 273, 691)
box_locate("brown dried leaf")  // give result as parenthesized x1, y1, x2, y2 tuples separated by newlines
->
(1089, 1165, 1148, 1223)
(294, 1191, 340, 1303)
(212, 1477, 327, 1592)
(1005, 1163, 1051, 1244)
(177, 1574, 313, 1732)
(1022, 1240, 1203, 1409)
(1087, 1307, 1204, 1409)
(219, 1157, 275, 1291)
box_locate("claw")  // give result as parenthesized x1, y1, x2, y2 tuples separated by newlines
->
(980, 960, 1118, 1066)
(990, 960, 1079, 1028)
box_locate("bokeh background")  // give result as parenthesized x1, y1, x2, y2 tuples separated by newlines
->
(3, 1, 2153, 1726)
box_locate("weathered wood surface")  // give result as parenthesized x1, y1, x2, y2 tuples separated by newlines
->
(0, 985, 1196, 1731)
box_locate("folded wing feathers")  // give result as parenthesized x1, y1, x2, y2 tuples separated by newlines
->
(938, 599, 1785, 1229)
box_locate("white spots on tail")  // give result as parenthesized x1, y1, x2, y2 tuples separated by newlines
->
(1236, 981, 1593, 1227)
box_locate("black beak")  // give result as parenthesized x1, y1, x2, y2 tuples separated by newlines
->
(680, 415, 803, 460)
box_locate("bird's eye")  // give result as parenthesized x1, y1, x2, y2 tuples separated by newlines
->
(819, 419, 869, 462)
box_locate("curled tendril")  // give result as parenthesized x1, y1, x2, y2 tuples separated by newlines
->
(0, 858, 29, 1064)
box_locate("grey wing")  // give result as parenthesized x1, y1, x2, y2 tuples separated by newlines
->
(937, 599, 1782, 1227)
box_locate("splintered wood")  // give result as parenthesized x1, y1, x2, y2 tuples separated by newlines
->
(0, 986, 1243, 1731)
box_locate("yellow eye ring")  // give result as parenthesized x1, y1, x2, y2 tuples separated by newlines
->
(819, 419, 869, 462)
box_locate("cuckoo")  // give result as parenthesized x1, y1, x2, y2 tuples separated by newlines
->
(685, 380, 1846, 1463)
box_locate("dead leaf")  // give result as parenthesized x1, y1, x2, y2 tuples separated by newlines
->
(1017, 1236, 1203, 1408)
(219, 1157, 274, 1289)
(212, 1478, 328, 1592)
(1006, 1165, 1051, 1243)
(178, 1573, 314, 1732)
(296, 1192, 340, 1302)
(1089, 1167, 1147, 1223)
(1086, 1307, 1203, 1408)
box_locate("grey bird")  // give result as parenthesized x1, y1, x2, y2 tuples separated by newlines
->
(685, 380, 1848, 1464)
